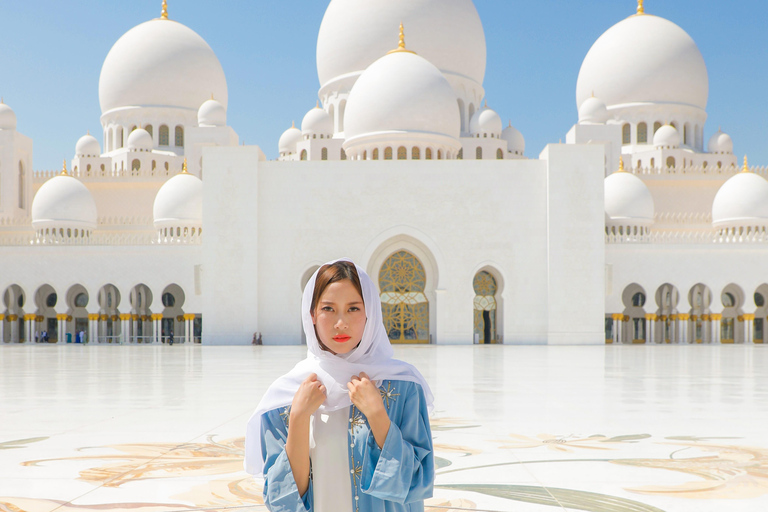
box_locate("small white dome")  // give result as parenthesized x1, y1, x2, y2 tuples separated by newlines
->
(653, 125, 681, 148)
(32, 172, 98, 231)
(153, 171, 203, 229)
(99, 18, 227, 115)
(578, 96, 608, 124)
(198, 98, 227, 127)
(605, 167, 654, 226)
(502, 122, 525, 156)
(343, 49, 461, 154)
(577, 13, 708, 112)
(127, 128, 153, 151)
(75, 133, 101, 157)
(279, 123, 303, 155)
(0, 103, 17, 130)
(301, 107, 333, 137)
(469, 106, 502, 137)
(712, 170, 768, 228)
(708, 129, 733, 154)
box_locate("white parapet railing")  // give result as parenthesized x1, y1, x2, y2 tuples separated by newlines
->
(33, 163, 179, 183)
(607, 229, 768, 245)
(630, 164, 768, 178)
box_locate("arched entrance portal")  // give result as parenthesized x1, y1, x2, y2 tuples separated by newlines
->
(379, 251, 429, 344)
(473, 271, 497, 344)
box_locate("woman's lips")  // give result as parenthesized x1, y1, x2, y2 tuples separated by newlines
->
(332, 335, 351, 343)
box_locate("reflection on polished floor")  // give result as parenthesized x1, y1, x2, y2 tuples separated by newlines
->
(1, 344, 767, 512)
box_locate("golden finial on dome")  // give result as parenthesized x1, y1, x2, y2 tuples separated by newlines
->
(618, 156, 626, 172)
(291, 120, 296, 129)
(182, 158, 188, 174)
(387, 23, 416, 55)
(161, 0, 168, 20)
(61, 159, 68, 176)
(211, 93, 215, 100)
(316, 100, 320, 109)
(637, 0, 645, 15)
(742, 155, 749, 173)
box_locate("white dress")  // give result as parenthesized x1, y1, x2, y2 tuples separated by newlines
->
(309, 406, 354, 512)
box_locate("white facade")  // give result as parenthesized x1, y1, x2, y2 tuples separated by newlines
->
(1, 1, 765, 347)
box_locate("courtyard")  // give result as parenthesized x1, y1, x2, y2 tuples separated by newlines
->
(1, 344, 767, 512)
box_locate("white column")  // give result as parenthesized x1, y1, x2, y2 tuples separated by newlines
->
(713, 315, 722, 344)
(121, 317, 128, 344)
(616, 318, 623, 344)
(744, 315, 753, 344)
(647, 316, 655, 344)
(57, 317, 64, 343)
(27, 316, 35, 344)
(0, 315, 4, 343)
(680, 316, 689, 344)
(10, 316, 19, 343)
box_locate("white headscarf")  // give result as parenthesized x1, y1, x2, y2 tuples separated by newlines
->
(244, 258, 434, 476)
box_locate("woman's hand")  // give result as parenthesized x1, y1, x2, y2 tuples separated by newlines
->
(290, 373, 326, 421)
(348, 372, 390, 449)
(286, 374, 325, 497)
(347, 372, 385, 417)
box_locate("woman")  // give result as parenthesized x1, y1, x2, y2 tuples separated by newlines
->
(245, 259, 434, 512)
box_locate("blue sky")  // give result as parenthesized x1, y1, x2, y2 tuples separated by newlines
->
(0, 0, 765, 171)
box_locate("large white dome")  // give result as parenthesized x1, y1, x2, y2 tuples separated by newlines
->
(317, 0, 486, 91)
(99, 18, 228, 115)
(576, 13, 708, 112)
(32, 172, 98, 231)
(343, 49, 461, 156)
(153, 171, 203, 229)
(712, 169, 768, 229)
(605, 166, 654, 226)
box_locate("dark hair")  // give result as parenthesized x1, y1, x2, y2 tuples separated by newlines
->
(310, 261, 364, 315)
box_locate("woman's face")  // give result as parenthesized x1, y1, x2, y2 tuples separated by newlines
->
(312, 279, 367, 354)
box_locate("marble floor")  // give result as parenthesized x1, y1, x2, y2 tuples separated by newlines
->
(1, 344, 767, 512)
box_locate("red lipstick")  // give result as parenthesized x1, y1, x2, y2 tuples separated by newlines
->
(332, 335, 351, 343)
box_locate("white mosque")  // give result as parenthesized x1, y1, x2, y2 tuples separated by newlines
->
(0, 0, 764, 346)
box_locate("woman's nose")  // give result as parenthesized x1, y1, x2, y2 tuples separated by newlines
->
(334, 316, 346, 329)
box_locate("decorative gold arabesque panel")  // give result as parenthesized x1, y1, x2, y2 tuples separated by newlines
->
(379, 251, 429, 344)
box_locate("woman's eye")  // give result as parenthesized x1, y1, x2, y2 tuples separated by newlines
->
(349, 307, 360, 312)
(321, 306, 334, 312)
